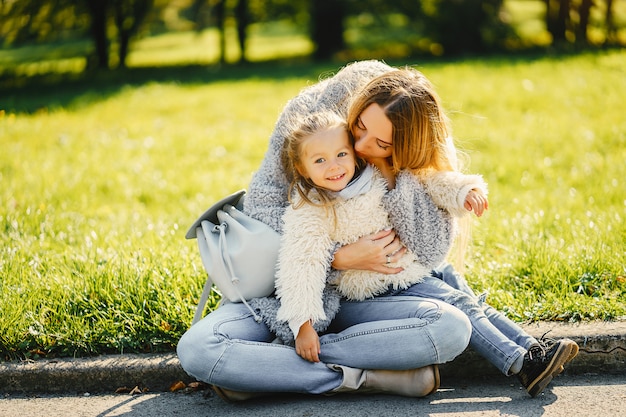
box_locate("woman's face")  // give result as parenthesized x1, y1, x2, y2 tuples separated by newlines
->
(351, 103, 393, 163)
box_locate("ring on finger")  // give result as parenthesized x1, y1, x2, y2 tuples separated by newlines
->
(386, 255, 391, 264)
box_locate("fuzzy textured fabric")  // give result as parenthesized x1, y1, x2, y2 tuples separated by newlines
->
(275, 168, 486, 339)
(242, 60, 461, 341)
(249, 286, 341, 346)
(244, 60, 396, 234)
(418, 170, 488, 218)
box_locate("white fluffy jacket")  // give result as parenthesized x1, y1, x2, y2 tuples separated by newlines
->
(275, 168, 487, 338)
(244, 60, 484, 344)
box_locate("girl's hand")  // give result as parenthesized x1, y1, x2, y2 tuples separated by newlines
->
(295, 321, 321, 363)
(332, 228, 406, 274)
(464, 189, 489, 217)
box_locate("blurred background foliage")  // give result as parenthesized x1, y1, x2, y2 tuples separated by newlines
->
(1, 0, 624, 77)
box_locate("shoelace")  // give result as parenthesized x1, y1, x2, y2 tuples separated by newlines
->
(536, 330, 558, 350)
(526, 344, 546, 362)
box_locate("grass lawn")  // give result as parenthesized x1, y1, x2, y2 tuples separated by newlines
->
(1, 48, 625, 360)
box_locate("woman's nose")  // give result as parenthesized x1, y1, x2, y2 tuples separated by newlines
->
(354, 136, 366, 153)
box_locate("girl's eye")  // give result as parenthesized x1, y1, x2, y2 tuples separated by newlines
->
(314, 158, 325, 164)
(338, 151, 348, 157)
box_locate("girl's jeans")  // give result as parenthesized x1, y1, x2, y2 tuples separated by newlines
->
(177, 294, 472, 394)
(427, 264, 537, 375)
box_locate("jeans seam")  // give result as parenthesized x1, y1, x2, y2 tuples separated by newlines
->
(321, 302, 443, 347)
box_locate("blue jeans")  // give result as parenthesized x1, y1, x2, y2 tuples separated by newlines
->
(177, 294, 471, 394)
(425, 264, 537, 375)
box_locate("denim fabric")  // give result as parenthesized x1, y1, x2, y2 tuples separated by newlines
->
(177, 295, 471, 394)
(425, 264, 537, 375)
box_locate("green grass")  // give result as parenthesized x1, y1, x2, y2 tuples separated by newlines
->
(1, 49, 625, 361)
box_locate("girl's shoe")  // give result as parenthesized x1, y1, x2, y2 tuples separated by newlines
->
(517, 339, 575, 397)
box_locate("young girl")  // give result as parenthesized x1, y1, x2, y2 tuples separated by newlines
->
(274, 111, 488, 362)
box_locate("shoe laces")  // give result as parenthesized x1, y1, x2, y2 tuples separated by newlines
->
(526, 344, 546, 362)
(536, 330, 557, 350)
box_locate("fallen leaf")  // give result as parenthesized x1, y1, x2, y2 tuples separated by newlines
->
(169, 381, 186, 392)
(187, 382, 208, 391)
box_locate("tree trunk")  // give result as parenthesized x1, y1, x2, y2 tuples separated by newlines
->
(311, 0, 345, 60)
(215, 0, 226, 64)
(112, 0, 153, 69)
(555, 0, 570, 43)
(605, 0, 616, 45)
(235, 0, 249, 63)
(86, 0, 110, 69)
(577, 0, 592, 44)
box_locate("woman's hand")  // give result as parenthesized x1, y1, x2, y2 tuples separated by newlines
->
(332, 228, 407, 274)
(464, 189, 489, 217)
(295, 321, 321, 363)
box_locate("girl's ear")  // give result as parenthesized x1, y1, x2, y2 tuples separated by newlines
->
(295, 163, 308, 178)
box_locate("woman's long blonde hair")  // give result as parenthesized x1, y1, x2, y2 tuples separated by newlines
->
(347, 67, 471, 271)
(347, 68, 457, 175)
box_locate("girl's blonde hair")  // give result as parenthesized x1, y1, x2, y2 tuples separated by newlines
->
(347, 67, 457, 175)
(282, 111, 365, 210)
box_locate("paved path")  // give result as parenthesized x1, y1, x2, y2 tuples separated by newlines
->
(2, 373, 625, 417)
(1, 321, 625, 417)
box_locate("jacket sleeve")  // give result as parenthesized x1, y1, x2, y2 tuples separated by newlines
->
(417, 171, 488, 218)
(383, 170, 454, 269)
(275, 204, 335, 339)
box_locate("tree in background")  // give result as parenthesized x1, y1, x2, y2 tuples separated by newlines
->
(112, 0, 155, 68)
(545, 0, 570, 43)
(422, 0, 511, 55)
(1, 0, 155, 70)
(310, 0, 346, 60)
(188, 0, 251, 64)
(84, 0, 155, 69)
(1, 0, 623, 73)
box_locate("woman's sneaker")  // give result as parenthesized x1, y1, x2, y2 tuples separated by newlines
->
(517, 339, 575, 397)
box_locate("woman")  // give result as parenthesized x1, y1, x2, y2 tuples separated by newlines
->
(177, 60, 471, 400)
(179, 60, 576, 401)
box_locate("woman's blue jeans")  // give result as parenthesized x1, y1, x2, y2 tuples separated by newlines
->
(177, 294, 471, 394)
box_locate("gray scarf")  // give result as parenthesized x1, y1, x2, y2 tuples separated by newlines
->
(336, 164, 374, 200)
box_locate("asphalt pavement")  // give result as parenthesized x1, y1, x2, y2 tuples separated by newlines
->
(1, 321, 625, 417)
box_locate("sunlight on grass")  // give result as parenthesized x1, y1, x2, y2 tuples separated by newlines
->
(423, 52, 626, 321)
(127, 28, 312, 66)
(1, 50, 625, 359)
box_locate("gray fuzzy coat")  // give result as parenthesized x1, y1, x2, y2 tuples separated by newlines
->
(245, 60, 456, 345)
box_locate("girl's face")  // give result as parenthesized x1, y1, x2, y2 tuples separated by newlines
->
(297, 126, 356, 192)
(351, 103, 393, 162)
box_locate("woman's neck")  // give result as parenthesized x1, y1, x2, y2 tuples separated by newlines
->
(369, 158, 395, 189)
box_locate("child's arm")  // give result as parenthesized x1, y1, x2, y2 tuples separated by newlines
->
(295, 320, 321, 362)
(464, 188, 489, 217)
(275, 203, 334, 342)
(417, 170, 488, 218)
